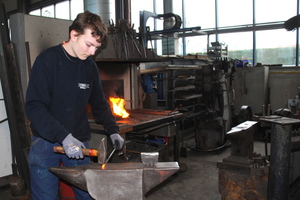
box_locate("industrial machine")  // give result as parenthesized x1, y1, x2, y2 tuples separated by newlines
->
(194, 59, 236, 151)
(136, 10, 241, 151)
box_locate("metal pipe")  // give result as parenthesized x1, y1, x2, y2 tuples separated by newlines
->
(84, 0, 115, 26)
(124, 0, 131, 23)
(115, 0, 123, 22)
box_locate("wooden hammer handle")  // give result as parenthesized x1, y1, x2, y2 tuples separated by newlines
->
(53, 146, 98, 157)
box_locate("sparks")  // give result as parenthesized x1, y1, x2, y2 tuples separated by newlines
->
(101, 164, 106, 170)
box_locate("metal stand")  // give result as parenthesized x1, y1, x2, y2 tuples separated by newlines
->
(260, 116, 300, 200)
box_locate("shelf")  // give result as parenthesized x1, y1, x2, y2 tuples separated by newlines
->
(175, 94, 202, 101)
(154, 76, 195, 81)
(168, 85, 195, 92)
(140, 65, 203, 74)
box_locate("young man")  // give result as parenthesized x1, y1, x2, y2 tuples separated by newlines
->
(25, 11, 124, 200)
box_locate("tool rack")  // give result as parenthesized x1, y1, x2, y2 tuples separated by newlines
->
(141, 65, 204, 141)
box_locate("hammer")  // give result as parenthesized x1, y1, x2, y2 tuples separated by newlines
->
(53, 138, 107, 164)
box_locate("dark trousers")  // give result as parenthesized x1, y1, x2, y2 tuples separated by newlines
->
(28, 136, 93, 200)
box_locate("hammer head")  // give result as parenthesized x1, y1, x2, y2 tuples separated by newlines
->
(97, 138, 107, 164)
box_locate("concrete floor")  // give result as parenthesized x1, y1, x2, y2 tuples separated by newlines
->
(145, 140, 265, 200)
(0, 140, 266, 200)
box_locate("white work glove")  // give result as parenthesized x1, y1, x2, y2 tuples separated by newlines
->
(110, 133, 124, 150)
(62, 134, 86, 159)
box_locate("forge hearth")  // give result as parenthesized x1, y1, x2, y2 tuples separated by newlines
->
(89, 109, 183, 161)
(97, 62, 138, 110)
(115, 115, 131, 121)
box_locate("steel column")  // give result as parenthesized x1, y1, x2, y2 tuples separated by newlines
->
(268, 123, 292, 200)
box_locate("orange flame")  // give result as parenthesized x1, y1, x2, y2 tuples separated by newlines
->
(109, 97, 129, 118)
(101, 164, 106, 170)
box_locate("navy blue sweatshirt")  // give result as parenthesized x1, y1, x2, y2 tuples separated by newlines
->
(25, 44, 119, 143)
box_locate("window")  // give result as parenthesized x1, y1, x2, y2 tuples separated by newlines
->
(184, 0, 215, 29)
(219, 32, 253, 63)
(255, 0, 297, 23)
(29, 9, 40, 16)
(155, 0, 164, 30)
(256, 29, 297, 66)
(71, 0, 84, 20)
(29, 0, 84, 21)
(218, 0, 253, 28)
(42, 5, 54, 18)
(185, 36, 208, 55)
(27, 0, 300, 66)
(0, 81, 6, 120)
(131, 0, 154, 30)
(56, 1, 70, 20)
(0, 80, 12, 177)
(173, 0, 182, 21)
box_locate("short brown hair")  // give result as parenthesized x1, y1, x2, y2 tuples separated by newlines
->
(69, 11, 108, 43)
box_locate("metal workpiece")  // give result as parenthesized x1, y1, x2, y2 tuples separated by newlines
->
(141, 152, 159, 166)
(49, 162, 179, 200)
(260, 116, 300, 200)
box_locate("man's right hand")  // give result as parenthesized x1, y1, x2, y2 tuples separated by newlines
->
(110, 133, 124, 150)
(62, 134, 86, 159)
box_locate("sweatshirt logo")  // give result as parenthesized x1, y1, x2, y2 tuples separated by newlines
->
(78, 83, 89, 89)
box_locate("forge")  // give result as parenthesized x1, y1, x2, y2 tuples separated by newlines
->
(49, 162, 179, 200)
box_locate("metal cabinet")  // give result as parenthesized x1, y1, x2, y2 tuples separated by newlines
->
(232, 66, 269, 115)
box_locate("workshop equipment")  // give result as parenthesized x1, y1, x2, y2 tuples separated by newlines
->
(194, 61, 236, 151)
(285, 14, 300, 31)
(217, 121, 268, 200)
(222, 121, 257, 167)
(9, 163, 30, 200)
(54, 138, 107, 164)
(287, 87, 300, 115)
(90, 109, 183, 162)
(9, 176, 30, 200)
(260, 116, 300, 200)
(49, 158, 179, 200)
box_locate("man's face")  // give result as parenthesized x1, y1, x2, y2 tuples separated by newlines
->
(70, 28, 102, 60)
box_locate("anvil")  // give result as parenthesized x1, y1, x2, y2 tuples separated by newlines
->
(49, 162, 179, 200)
